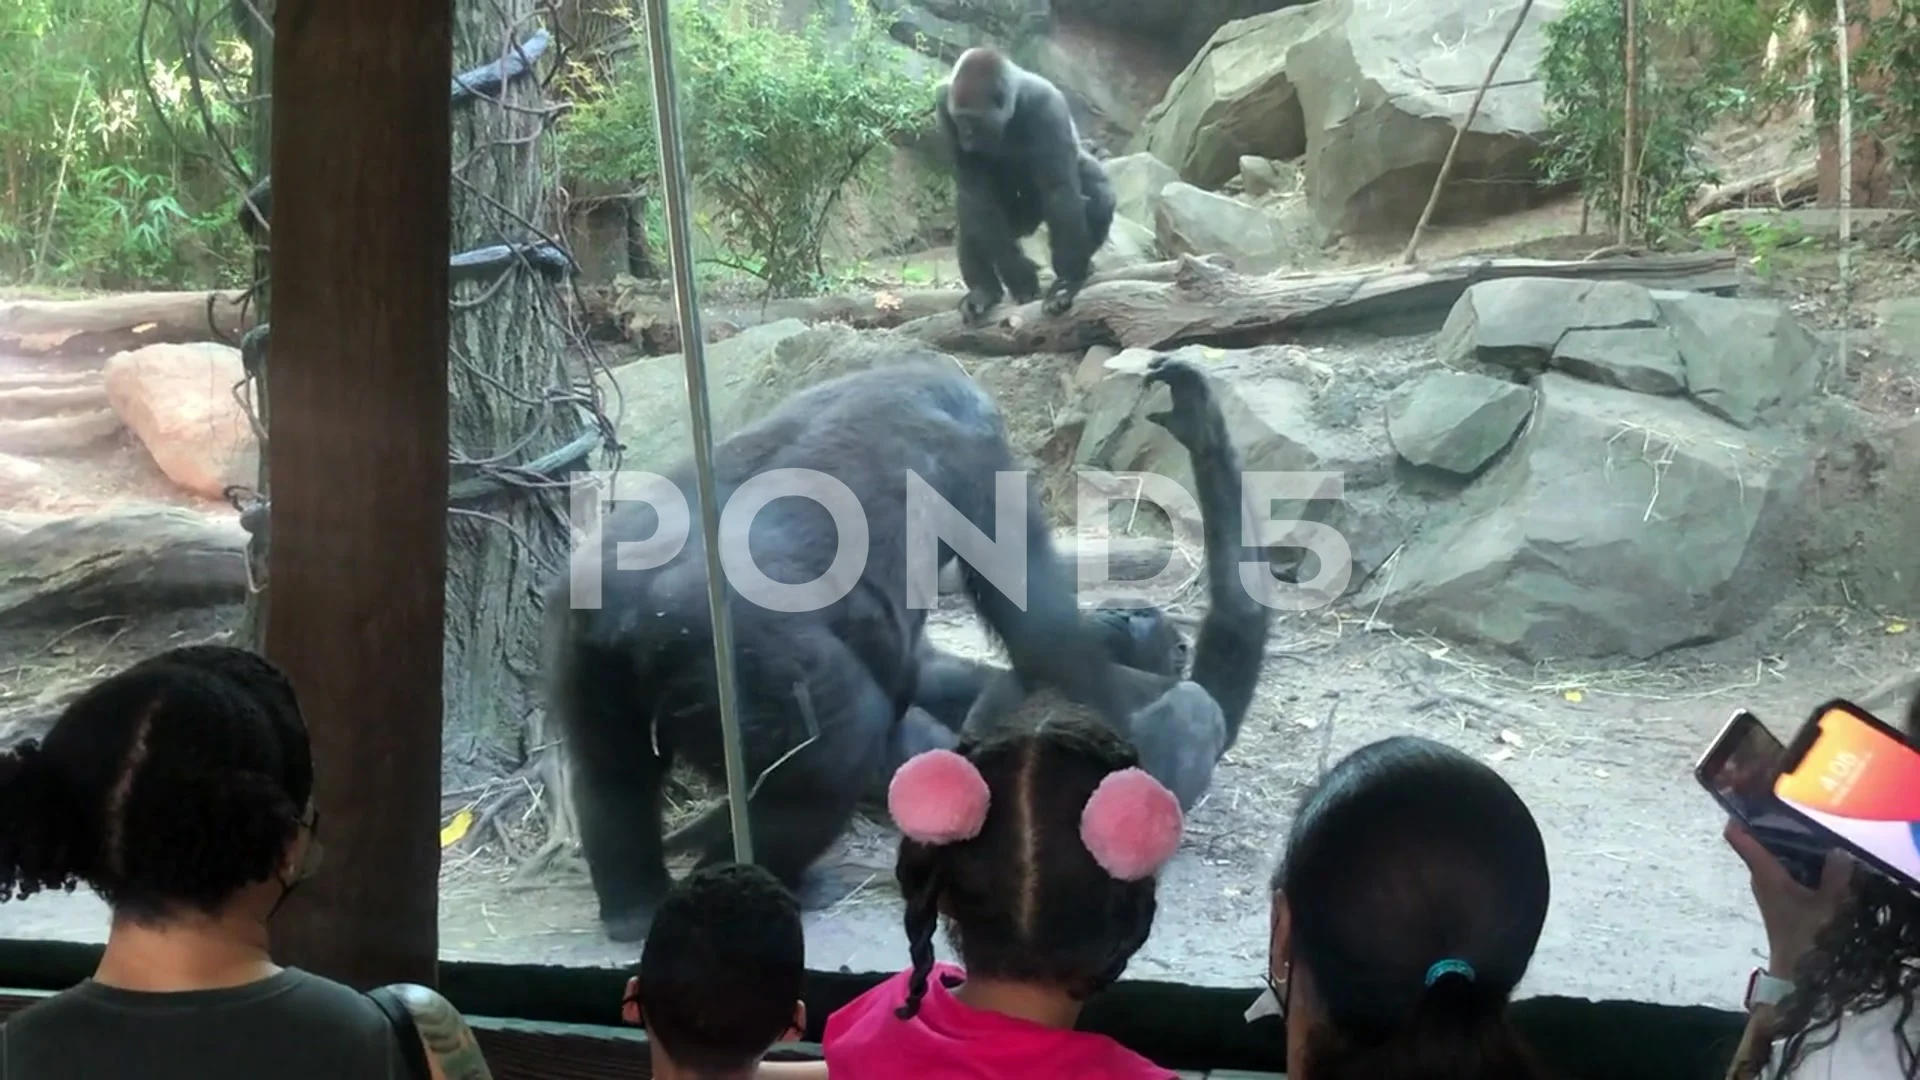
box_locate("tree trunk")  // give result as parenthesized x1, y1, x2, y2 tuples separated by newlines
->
(443, 7, 578, 782)
(240, 0, 274, 650)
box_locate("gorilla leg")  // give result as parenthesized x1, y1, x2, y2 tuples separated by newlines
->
(689, 634, 898, 907)
(957, 174, 1030, 325)
(573, 751, 674, 942)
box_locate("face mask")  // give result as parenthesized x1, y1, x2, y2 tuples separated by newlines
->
(1245, 983, 1283, 1023)
(267, 809, 323, 918)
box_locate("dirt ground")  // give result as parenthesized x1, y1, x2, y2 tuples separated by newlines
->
(3, 197, 1917, 1012)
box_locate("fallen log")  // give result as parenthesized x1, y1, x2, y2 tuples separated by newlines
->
(1690, 161, 1819, 219)
(595, 256, 1234, 353)
(0, 290, 253, 358)
(0, 505, 249, 628)
(899, 250, 1743, 356)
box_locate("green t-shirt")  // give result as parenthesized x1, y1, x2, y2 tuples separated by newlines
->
(1, 968, 403, 1080)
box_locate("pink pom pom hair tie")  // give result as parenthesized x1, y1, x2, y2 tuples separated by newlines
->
(888, 749, 991, 846)
(1080, 768, 1183, 881)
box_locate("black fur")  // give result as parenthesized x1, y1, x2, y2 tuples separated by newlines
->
(546, 362, 1135, 941)
(937, 47, 1116, 327)
(960, 356, 1270, 811)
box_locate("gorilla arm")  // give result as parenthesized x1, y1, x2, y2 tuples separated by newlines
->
(1152, 358, 1269, 752)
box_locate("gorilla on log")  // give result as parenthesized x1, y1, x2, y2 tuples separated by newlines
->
(937, 47, 1116, 327)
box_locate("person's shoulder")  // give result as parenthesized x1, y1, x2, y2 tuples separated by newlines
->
(1777, 1003, 1914, 1080)
(1081, 1032, 1176, 1080)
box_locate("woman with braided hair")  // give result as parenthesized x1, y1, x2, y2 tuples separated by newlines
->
(0, 645, 490, 1080)
(1721, 690, 1920, 1080)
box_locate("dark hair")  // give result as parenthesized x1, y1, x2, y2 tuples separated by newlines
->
(636, 862, 805, 1073)
(1277, 735, 1552, 1080)
(1775, 691, 1920, 1078)
(0, 647, 312, 922)
(894, 712, 1158, 1019)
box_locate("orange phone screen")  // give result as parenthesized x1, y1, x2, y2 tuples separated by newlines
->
(1774, 706, 1920, 884)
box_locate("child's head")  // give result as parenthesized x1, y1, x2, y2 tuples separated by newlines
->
(624, 863, 806, 1076)
(887, 710, 1184, 1018)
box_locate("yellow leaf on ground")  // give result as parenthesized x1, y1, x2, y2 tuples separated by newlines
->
(440, 809, 474, 848)
(1563, 689, 1585, 703)
(1888, 622, 1909, 634)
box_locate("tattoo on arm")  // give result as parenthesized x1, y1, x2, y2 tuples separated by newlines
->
(393, 983, 494, 1080)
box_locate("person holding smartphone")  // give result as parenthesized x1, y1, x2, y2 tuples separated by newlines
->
(1720, 690, 1920, 1080)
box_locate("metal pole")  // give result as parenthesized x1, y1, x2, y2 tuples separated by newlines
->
(640, 0, 755, 865)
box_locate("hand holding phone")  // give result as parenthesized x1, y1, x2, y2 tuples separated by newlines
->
(1694, 711, 1837, 889)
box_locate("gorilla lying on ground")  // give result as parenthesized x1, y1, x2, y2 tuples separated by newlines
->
(938, 46, 1116, 327)
(546, 362, 1137, 940)
(958, 356, 1269, 810)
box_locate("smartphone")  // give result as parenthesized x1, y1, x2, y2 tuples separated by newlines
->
(1694, 710, 1838, 888)
(1773, 699, 1920, 891)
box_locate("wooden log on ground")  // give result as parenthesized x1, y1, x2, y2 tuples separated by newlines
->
(0, 505, 249, 628)
(596, 256, 1235, 353)
(1691, 161, 1819, 219)
(0, 290, 253, 358)
(900, 251, 1743, 356)
(0, 370, 120, 454)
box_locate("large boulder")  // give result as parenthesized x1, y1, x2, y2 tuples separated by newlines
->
(1798, 403, 1920, 615)
(1153, 183, 1314, 273)
(1438, 279, 1824, 428)
(1135, 4, 1335, 188)
(1283, 0, 1564, 236)
(103, 342, 258, 500)
(1365, 374, 1810, 660)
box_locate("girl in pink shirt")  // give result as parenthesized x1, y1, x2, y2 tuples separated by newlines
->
(821, 715, 1184, 1079)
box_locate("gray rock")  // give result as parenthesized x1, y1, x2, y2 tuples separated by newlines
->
(1657, 293, 1822, 428)
(1436, 278, 1661, 375)
(600, 322, 957, 471)
(1284, 0, 1564, 235)
(1871, 296, 1920, 362)
(1367, 374, 1809, 661)
(1239, 155, 1302, 198)
(600, 319, 812, 471)
(1385, 371, 1533, 475)
(1153, 182, 1309, 273)
(1103, 214, 1162, 267)
(1105, 153, 1181, 228)
(1550, 327, 1687, 395)
(1136, 5, 1335, 188)
(1796, 402, 1920, 614)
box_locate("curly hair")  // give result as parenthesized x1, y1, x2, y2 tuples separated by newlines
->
(1278, 736, 1553, 1080)
(1774, 691, 1920, 1078)
(892, 704, 1158, 1020)
(637, 862, 805, 1072)
(0, 647, 313, 922)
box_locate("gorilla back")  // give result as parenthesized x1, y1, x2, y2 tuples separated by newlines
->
(547, 362, 1133, 940)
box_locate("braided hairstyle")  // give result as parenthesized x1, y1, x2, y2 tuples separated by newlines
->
(0, 646, 312, 922)
(1773, 690, 1920, 1078)
(893, 711, 1158, 1019)
(1279, 735, 1552, 1080)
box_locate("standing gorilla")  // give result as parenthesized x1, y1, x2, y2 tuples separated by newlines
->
(546, 363, 1134, 941)
(938, 47, 1116, 327)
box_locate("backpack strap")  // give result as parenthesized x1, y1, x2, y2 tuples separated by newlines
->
(367, 984, 434, 1080)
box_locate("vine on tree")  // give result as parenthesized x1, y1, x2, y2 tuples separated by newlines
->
(559, 1, 936, 294)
